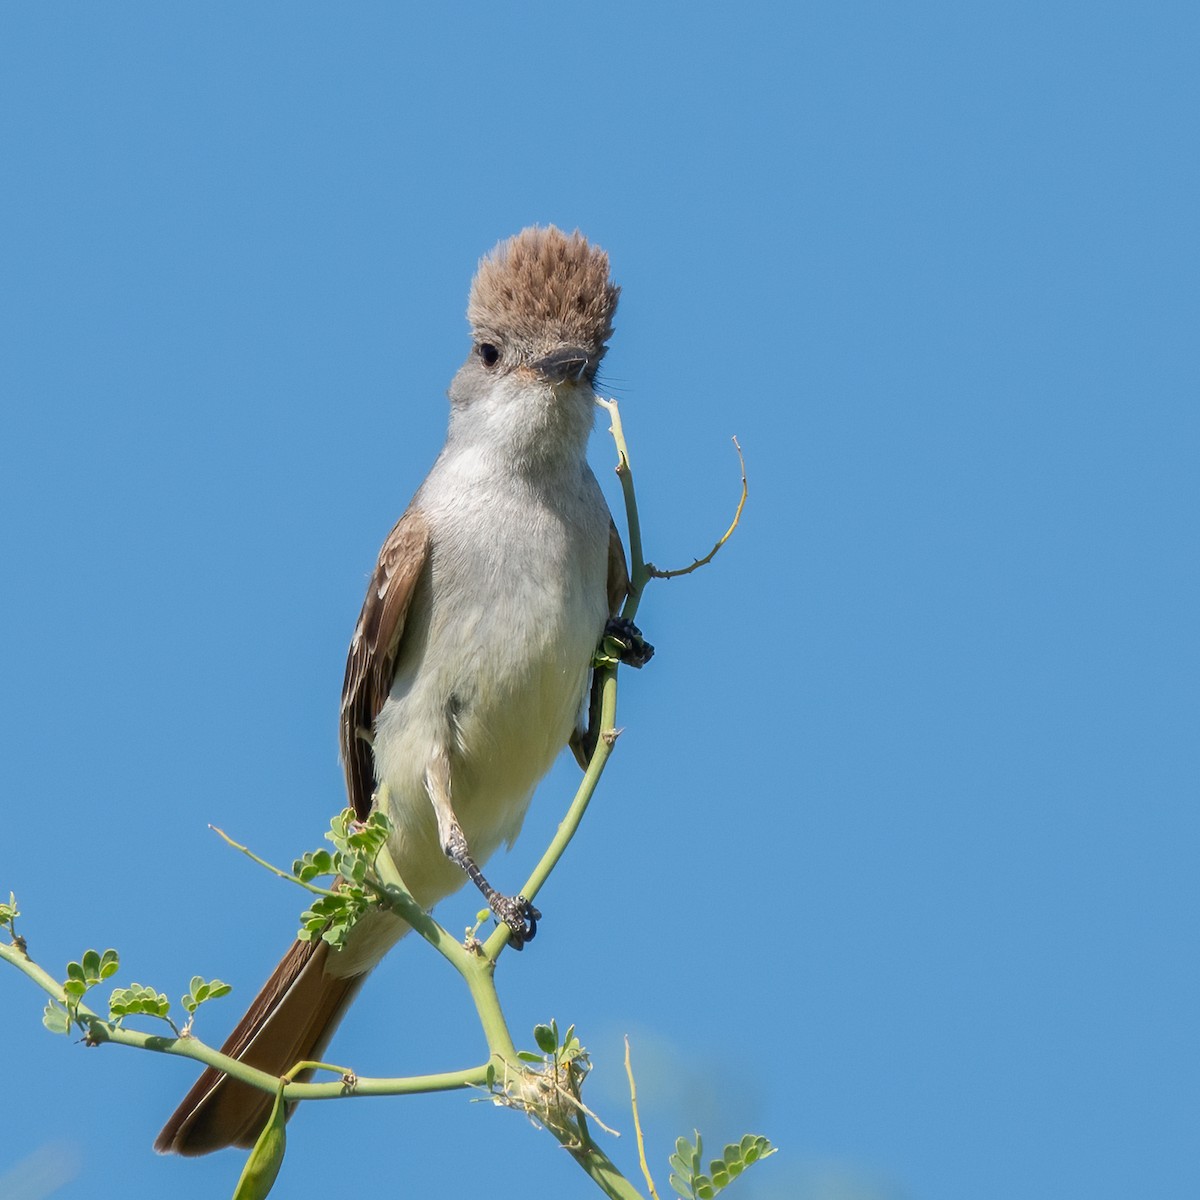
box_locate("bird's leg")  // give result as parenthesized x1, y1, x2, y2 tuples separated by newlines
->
(423, 752, 540, 948)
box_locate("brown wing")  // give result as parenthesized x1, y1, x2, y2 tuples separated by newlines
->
(339, 507, 431, 819)
(606, 518, 630, 616)
(570, 520, 630, 770)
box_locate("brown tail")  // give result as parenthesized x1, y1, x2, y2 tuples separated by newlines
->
(154, 939, 366, 1155)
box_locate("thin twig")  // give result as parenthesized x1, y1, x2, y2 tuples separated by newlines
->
(625, 1036, 659, 1200)
(596, 396, 649, 603)
(646, 436, 747, 579)
(209, 825, 340, 898)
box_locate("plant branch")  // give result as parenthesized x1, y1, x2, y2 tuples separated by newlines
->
(597, 397, 650, 606)
(557, 1137, 646, 1200)
(626, 1036, 660, 1200)
(646, 435, 746, 579)
(2, 935, 502, 1103)
(209, 826, 342, 898)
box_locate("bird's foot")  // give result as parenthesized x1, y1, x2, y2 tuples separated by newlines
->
(490, 893, 541, 949)
(601, 617, 655, 668)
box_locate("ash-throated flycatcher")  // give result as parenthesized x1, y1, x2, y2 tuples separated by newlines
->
(156, 226, 647, 1155)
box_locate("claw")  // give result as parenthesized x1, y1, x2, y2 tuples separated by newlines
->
(492, 894, 542, 949)
(603, 617, 655, 668)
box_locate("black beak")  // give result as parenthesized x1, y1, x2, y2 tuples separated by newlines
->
(533, 346, 592, 383)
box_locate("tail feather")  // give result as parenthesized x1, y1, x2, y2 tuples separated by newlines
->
(154, 939, 365, 1156)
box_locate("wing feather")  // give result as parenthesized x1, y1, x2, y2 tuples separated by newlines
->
(606, 519, 630, 616)
(570, 521, 629, 770)
(339, 507, 431, 819)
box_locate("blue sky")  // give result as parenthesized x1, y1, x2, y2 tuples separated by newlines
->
(1, 4, 1196, 1199)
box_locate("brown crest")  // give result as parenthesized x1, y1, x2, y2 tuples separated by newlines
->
(467, 226, 620, 353)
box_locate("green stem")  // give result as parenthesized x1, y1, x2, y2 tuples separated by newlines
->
(557, 1138, 647, 1200)
(461, 955, 519, 1062)
(209, 826, 340, 898)
(0, 938, 495, 1103)
(597, 397, 650, 604)
(370, 830, 471, 972)
(282, 1062, 494, 1101)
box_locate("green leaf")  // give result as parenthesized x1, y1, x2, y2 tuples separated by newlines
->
(292, 848, 335, 881)
(109, 982, 171, 1021)
(350, 810, 392, 858)
(232, 1087, 287, 1200)
(297, 884, 372, 949)
(321, 923, 348, 948)
(668, 1129, 778, 1199)
(43, 1000, 71, 1036)
(668, 1173, 693, 1199)
(533, 1023, 558, 1054)
(737, 1133, 776, 1166)
(669, 1132, 702, 1199)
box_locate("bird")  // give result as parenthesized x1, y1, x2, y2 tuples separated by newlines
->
(155, 226, 641, 1155)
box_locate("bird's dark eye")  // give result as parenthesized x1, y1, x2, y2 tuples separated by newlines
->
(477, 343, 500, 368)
